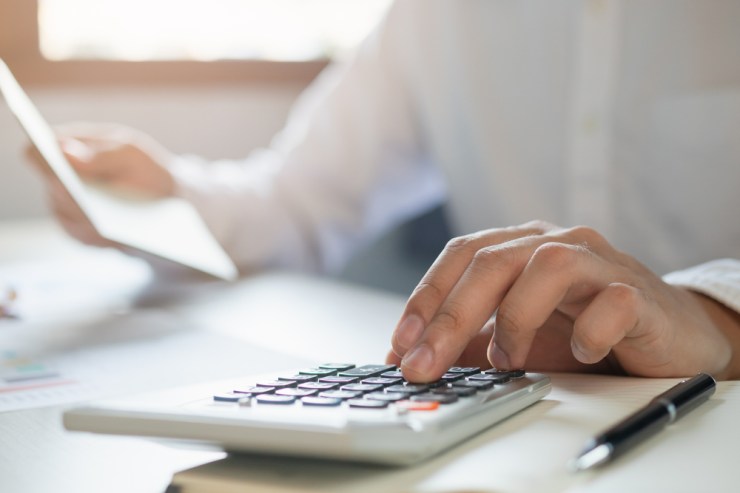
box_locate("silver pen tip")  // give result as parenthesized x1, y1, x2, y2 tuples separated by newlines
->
(568, 443, 612, 472)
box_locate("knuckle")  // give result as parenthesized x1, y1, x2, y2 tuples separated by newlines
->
(495, 304, 528, 336)
(521, 219, 555, 234)
(576, 327, 612, 352)
(410, 280, 446, 307)
(470, 245, 515, 273)
(565, 225, 607, 250)
(443, 234, 479, 255)
(607, 283, 641, 312)
(121, 142, 142, 158)
(433, 302, 469, 334)
(532, 242, 578, 271)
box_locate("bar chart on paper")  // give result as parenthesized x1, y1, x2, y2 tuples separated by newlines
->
(0, 349, 95, 412)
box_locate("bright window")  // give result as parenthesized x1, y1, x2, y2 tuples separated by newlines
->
(38, 0, 392, 62)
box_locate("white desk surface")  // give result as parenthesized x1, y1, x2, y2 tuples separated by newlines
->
(1, 219, 739, 493)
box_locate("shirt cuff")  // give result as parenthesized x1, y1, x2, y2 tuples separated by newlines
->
(663, 259, 740, 313)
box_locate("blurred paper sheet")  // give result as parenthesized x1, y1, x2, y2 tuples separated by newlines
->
(0, 58, 237, 280)
(0, 308, 311, 413)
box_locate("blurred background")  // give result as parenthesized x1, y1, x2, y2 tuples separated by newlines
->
(0, 0, 449, 294)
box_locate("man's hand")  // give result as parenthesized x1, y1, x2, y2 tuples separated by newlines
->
(388, 221, 739, 381)
(25, 123, 176, 247)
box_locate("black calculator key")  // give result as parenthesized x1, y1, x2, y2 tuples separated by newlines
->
(447, 367, 481, 375)
(380, 370, 405, 379)
(301, 396, 343, 407)
(454, 379, 494, 391)
(348, 399, 389, 409)
(298, 382, 338, 391)
(257, 379, 297, 389)
(411, 392, 459, 404)
(440, 372, 465, 382)
(385, 384, 429, 395)
(469, 373, 510, 384)
(256, 394, 296, 405)
(425, 380, 450, 388)
(213, 392, 243, 403)
(278, 374, 316, 383)
(276, 388, 317, 398)
(364, 392, 406, 402)
(341, 383, 383, 393)
(318, 363, 356, 371)
(339, 365, 396, 378)
(319, 376, 359, 384)
(233, 386, 275, 395)
(362, 377, 402, 387)
(299, 368, 337, 377)
(319, 390, 362, 400)
(484, 368, 525, 379)
(434, 386, 476, 397)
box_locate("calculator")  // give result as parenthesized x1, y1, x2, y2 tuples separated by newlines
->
(63, 364, 550, 465)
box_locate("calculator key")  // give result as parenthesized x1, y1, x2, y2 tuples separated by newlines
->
(256, 394, 296, 405)
(425, 380, 450, 388)
(348, 399, 389, 409)
(396, 400, 439, 412)
(298, 382, 338, 391)
(276, 388, 317, 398)
(257, 380, 297, 389)
(233, 386, 275, 395)
(362, 377, 402, 387)
(318, 363, 356, 371)
(440, 372, 465, 382)
(213, 392, 243, 403)
(341, 383, 383, 393)
(299, 368, 337, 377)
(411, 392, 459, 404)
(364, 392, 406, 402)
(278, 374, 317, 383)
(454, 379, 494, 391)
(447, 367, 481, 375)
(385, 384, 429, 395)
(339, 365, 396, 378)
(434, 386, 476, 397)
(301, 396, 343, 407)
(483, 368, 525, 379)
(319, 376, 359, 384)
(380, 370, 405, 379)
(468, 373, 510, 384)
(319, 390, 362, 400)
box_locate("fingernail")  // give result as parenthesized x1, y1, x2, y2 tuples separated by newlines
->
(490, 344, 511, 369)
(571, 340, 590, 364)
(394, 314, 424, 351)
(402, 343, 434, 375)
(61, 138, 92, 162)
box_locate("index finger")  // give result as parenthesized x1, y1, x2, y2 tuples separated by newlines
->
(398, 234, 558, 382)
(390, 222, 553, 358)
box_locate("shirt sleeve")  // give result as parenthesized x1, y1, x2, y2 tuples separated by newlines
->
(663, 259, 740, 313)
(167, 4, 446, 274)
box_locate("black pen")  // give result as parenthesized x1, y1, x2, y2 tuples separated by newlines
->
(569, 373, 716, 472)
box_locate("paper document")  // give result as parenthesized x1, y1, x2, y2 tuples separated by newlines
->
(0, 59, 237, 280)
(0, 308, 311, 413)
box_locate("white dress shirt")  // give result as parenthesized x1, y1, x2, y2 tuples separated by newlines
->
(171, 0, 740, 312)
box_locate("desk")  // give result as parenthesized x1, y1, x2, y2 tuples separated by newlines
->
(1, 219, 739, 493)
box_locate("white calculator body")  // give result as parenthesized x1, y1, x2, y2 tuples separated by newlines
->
(64, 364, 550, 465)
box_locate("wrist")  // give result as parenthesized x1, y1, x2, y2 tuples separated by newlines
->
(688, 290, 740, 380)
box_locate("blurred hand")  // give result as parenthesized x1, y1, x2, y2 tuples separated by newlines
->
(388, 221, 740, 381)
(24, 123, 176, 247)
